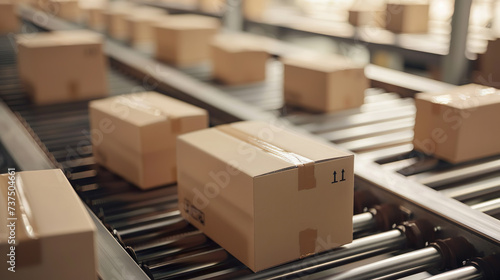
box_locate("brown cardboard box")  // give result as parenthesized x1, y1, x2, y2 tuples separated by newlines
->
(348, 8, 385, 27)
(243, 0, 269, 20)
(199, 0, 225, 13)
(89, 91, 208, 189)
(80, 1, 107, 30)
(49, 0, 79, 21)
(177, 121, 354, 272)
(125, 9, 168, 45)
(475, 39, 500, 87)
(385, 3, 429, 33)
(283, 54, 368, 112)
(17, 30, 108, 105)
(211, 34, 270, 85)
(103, 1, 136, 40)
(413, 84, 500, 163)
(154, 14, 220, 66)
(0, 169, 97, 280)
(0, 1, 19, 34)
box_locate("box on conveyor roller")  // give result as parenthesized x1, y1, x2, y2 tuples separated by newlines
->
(413, 84, 500, 163)
(211, 33, 270, 85)
(16, 30, 108, 105)
(0, 1, 19, 34)
(475, 39, 500, 87)
(385, 2, 429, 33)
(282, 54, 368, 113)
(89, 91, 208, 189)
(177, 121, 354, 272)
(0, 169, 97, 280)
(80, 0, 107, 30)
(153, 14, 220, 66)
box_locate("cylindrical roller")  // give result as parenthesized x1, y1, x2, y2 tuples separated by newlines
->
(423, 266, 479, 280)
(237, 220, 435, 280)
(423, 254, 500, 280)
(322, 237, 476, 280)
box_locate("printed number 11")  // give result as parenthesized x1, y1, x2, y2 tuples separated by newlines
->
(332, 169, 346, 184)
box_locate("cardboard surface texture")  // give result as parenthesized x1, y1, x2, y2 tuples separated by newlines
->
(348, 8, 385, 27)
(0, 169, 97, 280)
(211, 34, 270, 85)
(385, 3, 429, 33)
(413, 84, 500, 163)
(283, 54, 368, 112)
(177, 121, 354, 271)
(0, 1, 19, 33)
(89, 91, 208, 189)
(154, 14, 220, 66)
(17, 30, 108, 105)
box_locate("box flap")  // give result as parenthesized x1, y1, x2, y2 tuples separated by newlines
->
(282, 53, 366, 73)
(153, 14, 220, 30)
(178, 121, 351, 178)
(89, 92, 207, 127)
(417, 83, 500, 110)
(16, 30, 103, 48)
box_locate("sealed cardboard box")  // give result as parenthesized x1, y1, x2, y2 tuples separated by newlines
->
(211, 34, 270, 85)
(49, 0, 80, 22)
(385, 2, 429, 33)
(103, 1, 136, 40)
(17, 30, 108, 105)
(0, 169, 97, 280)
(0, 1, 19, 34)
(125, 9, 168, 45)
(154, 14, 220, 66)
(413, 84, 500, 163)
(283, 54, 368, 112)
(177, 121, 354, 271)
(90, 91, 208, 189)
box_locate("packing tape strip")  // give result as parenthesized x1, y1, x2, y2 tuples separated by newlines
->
(216, 124, 316, 190)
(1, 174, 41, 266)
(115, 96, 181, 133)
(299, 228, 317, 258)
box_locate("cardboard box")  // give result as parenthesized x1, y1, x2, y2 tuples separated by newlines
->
(80, 1, 107, 30)
(348, 8, 385, 27)
(48, 0, 79, 22)
(211, 34, 270, 85)
(0, 1, 19, 34)
(475, 39, 500, 87)
(177, 121, 354, 271)
(125, 9, 168, 45)
(243, 0, 269, 20)
(199, 0, 225, 13)
(385, 3, 429, 33)
(413, 84, 500, 163)
(154, 14, 220, 66)
(103, 1, 136, 40)
(0, 169, 97, 280)
(17, 30, 108, 105)
(89, 91, 208, 189)
(283, 54, 368, 112)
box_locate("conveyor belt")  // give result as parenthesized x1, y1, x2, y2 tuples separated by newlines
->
(1, 5, 500, 280)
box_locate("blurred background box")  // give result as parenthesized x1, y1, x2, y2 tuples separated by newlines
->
(48, 0, 79, 22)
(0, 1, 19, 34)
(103, 1, 136, 40)
(17, 30, 108, 105)
(283, 54, 368, 113)
(125, 7, 168, 46)
(385, 2, 430, 33)
(154, 14, 220, 66)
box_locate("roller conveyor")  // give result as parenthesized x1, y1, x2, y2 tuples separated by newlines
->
(1, 5, 500, 280)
